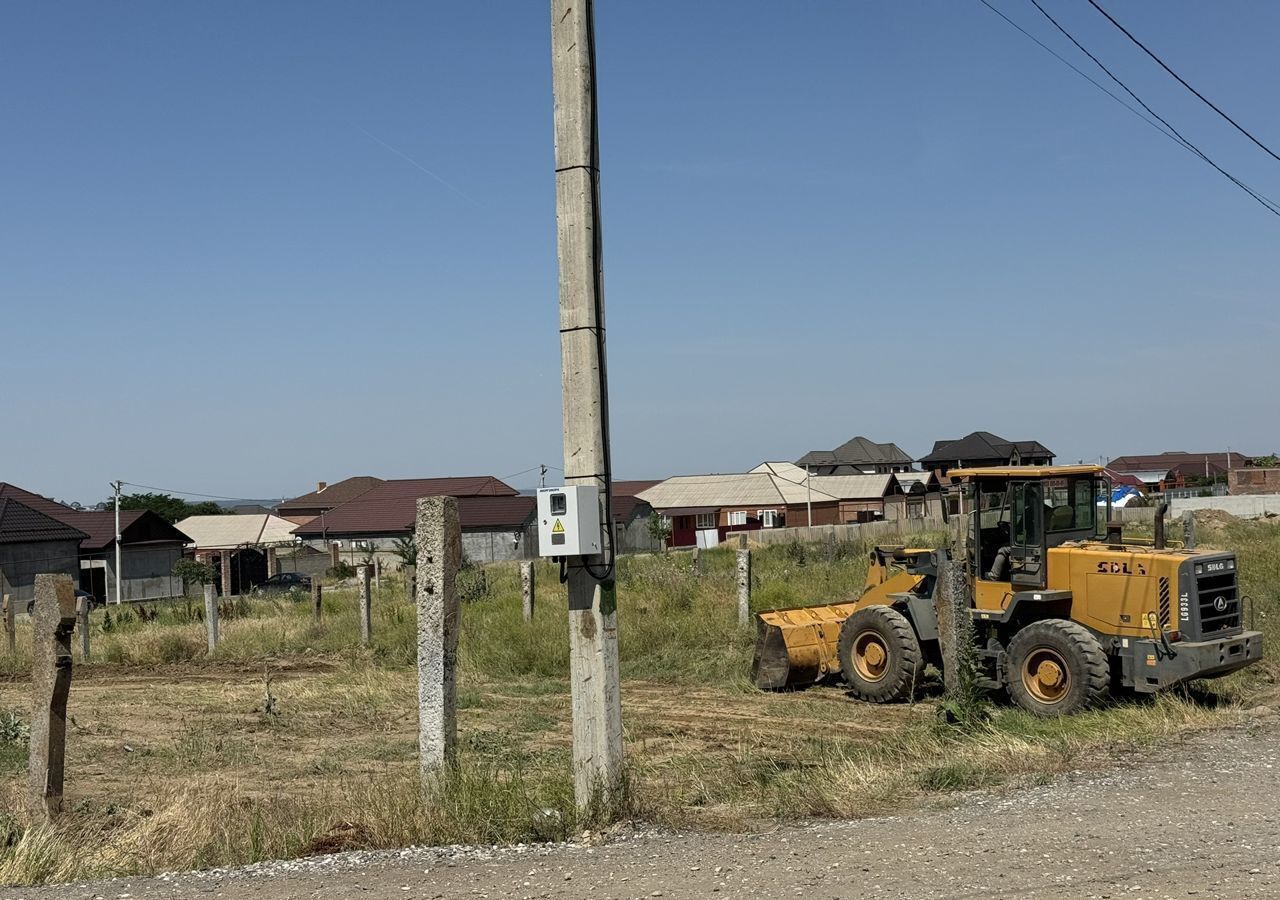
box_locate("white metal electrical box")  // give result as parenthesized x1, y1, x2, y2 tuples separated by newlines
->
(537, 486, 601, 557)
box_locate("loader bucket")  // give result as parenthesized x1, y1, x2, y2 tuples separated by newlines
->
(751, 602, 860, 690)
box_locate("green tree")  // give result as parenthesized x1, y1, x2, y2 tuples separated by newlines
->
(173, 558, 216, 587)
(647, 513, 672, 552)
(113, 493, 225, 524)
(1254, 454, 1279, 468)
(391, 534, 417, 567)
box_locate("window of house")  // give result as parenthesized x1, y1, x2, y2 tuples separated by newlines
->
(727, 510, 747, 527)
(758, 509, 779, 528)
(695, 512, 716, 529)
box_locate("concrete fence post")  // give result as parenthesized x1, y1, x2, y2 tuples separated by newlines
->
(736, 549, 752, 627)
(358, 565, 372, 645)
(3, 593, 14, 655)
(935, 559, 975, 699)
(374, 555, 382, 589)
(1182, 512, 1197, 550)
(76, 594, 90, 663)
(520, 561, 535, 623)
(329, 542, 340, 569)
(416, 496, 460, 775)
(404, 565, 416, 603)
(203, 583, 219, 652)
(311, 580, 323, 623)
(29, 574, 76, 821)
(220, 552, 233, 599)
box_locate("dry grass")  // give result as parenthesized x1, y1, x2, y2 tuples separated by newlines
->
(0, 522, 1275, 885)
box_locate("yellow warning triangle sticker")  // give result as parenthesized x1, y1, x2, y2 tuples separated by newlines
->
(552, 519, 565, 534)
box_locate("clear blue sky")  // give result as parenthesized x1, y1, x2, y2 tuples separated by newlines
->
(2, 1, 1277, 504)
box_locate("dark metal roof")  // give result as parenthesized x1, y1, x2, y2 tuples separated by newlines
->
(71, 510, 192, 551)
(293, 493, 534, 536)
(0, 482, 78, 520)
(277, 476, 385, 514)
(797, 436, 913, 468)
(920, 431, 1054, 465)
(0, 498, 88, 545)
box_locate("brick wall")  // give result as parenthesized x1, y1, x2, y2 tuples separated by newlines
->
(1229, 468, 1280, 495)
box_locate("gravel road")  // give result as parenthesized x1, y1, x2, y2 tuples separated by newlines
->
(13, 720, 1280, 900)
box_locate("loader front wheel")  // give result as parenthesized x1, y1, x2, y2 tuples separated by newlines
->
(1006, 619, 1109, 716)
(838, 606, 923, 703)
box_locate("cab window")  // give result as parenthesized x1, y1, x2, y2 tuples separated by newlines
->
(1043, 476, 1095, 532)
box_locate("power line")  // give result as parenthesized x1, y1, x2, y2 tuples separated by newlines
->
(975, 0, 1186, 149)
(119, 482, 267, 504)
(1024, 0, 1280, 218)
(1084, 0, 1280, 164)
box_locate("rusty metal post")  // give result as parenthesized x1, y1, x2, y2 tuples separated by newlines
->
(29, 575, 76, 821)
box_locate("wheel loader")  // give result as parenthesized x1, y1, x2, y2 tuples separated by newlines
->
(751, 465, 1263, 715)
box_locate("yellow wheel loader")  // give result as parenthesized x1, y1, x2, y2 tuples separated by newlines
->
(752, 465, 1263, 716)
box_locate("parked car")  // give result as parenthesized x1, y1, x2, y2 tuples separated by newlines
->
(26, 588, 99, 616)
(251, 572, 313, 597)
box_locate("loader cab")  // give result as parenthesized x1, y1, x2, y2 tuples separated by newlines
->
(950, 465, 1109, 603)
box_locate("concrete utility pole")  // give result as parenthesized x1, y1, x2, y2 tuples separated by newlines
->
(112, 480, 123, 605)
(550, 0, 624, 812)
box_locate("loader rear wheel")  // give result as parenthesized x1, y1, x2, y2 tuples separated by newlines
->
(1006, 619, 1109, 717)
(838, 606, 924, 703)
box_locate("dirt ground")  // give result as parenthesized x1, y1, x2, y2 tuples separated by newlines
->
(15, 715, 1280, 900)
(0, 660, 928, 827)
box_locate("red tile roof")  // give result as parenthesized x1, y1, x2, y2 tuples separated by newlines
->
(293, 492, 534, 536)
(278, 476, 385, 514)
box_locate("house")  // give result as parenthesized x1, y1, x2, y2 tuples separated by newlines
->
(176, 513, 310, 595)
(0, 482, 190, 602)
(795, 436, 914, 475)
(920, 431, 1054, 476)
(290, 476, 534, 564)
(276, 476, 385, 524)
(610, 480, 663, 553)
(890, 470, 945, 519)
(1230, 467, 1280, 495)
(639, 470, 839, 548)
(1107, 452, 1252, 491)
(806, 474, 907, 523)
(0, 498, 86, 602)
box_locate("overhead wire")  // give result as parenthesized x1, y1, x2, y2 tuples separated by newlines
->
(1083, 0, 1280, 164)
(1022, 0, 1280, 218)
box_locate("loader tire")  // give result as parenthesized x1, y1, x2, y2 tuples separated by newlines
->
(1006, 619, 1110, 717)
(838, 606, 924, 703)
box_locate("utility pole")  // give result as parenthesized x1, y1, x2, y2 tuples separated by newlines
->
(550, 0, 623, 813)
(539, 464, 548, 489)
(806, 464, 812, 527)
(112, 480, 123, 605)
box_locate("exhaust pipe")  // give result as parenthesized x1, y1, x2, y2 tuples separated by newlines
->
(1154, 502, 1169, 550)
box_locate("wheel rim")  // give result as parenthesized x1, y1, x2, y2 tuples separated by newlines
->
(852, 630, 891, 683)
(1021, 647, 1070, 704)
